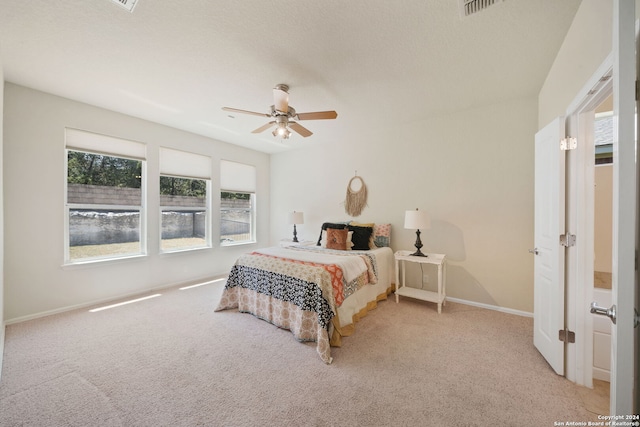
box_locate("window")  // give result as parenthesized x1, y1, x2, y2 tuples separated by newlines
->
(65, 129, 146, 263)
(160, 176, 209, 251)
(594, 111, 613, 165)
(220, 191, 254, 244)
(220, 160, 256, 245)
(159, 148, 211, 252)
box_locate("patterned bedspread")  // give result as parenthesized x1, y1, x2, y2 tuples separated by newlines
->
(214, 246, 379, 363)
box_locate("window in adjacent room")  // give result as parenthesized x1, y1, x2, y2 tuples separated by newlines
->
(159, 148, 212, 252)
(220, 160, 256, 245)
(594, 111, 613, 165)
(65, 129, 146, 263)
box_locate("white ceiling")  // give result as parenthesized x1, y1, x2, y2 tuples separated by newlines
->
(0, 0, 582, 154)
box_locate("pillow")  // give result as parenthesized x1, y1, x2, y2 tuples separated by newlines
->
(347, 225, 373, 250)
(316, 222, 349, 246)
(350, 221, 376, 248)
(326, 228, 349, 250)
(349, 222, 375, 227)
(321, 229, 354, 249)
(345, 231, 355, 250)
(373, 223, 391, 247)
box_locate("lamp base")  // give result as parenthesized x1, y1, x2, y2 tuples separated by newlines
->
(411, 229, 427, 257)
(410, 249, 427, 257)
(292, 224, 299, 243)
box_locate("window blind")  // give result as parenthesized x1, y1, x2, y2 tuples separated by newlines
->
(160, 147, 211, 180)
(220, 160, 256, 192)
(65, 128, 146, 160)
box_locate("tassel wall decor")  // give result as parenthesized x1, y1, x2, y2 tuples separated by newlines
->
(344, 175, 368, 217)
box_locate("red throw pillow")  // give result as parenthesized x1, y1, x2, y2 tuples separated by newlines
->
(326, 228, 348, 250)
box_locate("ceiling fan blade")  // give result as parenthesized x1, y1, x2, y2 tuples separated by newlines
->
(251, 121, 276, 134)
(273, 85, 289, 113)
(289, 122, 313, 137)
(296, 110, 338, 120)
(222, 107, 270, 117)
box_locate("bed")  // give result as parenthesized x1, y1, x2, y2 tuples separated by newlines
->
(215, 222, 394, 363)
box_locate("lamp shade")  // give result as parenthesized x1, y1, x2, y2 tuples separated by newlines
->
(288, 211, 304, 225)
(404, 209, 430, 230)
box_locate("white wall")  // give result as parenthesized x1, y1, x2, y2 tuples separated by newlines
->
(538, 0, 613, 128)
(594, 164, 613, 273)
(3, 83, 270, 322)
(271, 96, 538, 313)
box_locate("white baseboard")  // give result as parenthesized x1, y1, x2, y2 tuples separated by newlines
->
(4, 275, 227, 325)
(593, 366, 610, 382)
(6, 283, 531, 325)
(446, 297, 533, 318)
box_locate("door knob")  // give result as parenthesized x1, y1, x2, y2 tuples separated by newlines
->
(528, 248, 539, 255)
(590, 302, 616, 324)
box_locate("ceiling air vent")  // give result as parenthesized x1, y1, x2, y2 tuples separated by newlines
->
(459, 0, 502, 17)
(110, 0, 138, 13)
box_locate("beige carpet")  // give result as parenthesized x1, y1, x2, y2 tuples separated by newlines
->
(0, 280, 607, 426)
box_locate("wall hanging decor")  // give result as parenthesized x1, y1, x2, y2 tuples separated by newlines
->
(344, 173, 368, 217)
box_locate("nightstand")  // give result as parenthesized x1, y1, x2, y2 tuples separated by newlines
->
(394, 250, 447, 313)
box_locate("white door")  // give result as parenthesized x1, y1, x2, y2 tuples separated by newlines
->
(606, 0, 637, 414)
(533, 117, 566, 376)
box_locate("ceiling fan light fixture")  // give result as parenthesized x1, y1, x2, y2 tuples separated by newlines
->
(273, 124, 290, 139)
(222, 83, 337, 140)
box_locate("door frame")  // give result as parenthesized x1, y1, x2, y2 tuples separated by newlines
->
(610, 0, 637, 413)
(562, 1, 638, 413)
(564, 54, 614, 387)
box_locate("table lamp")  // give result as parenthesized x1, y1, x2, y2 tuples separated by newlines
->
(404, 208, 430, 256)
(288, 211, 304, 242)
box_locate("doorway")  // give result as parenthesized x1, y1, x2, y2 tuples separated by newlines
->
(536, 3, 638, 414)
(536, 58, 635, 413)
(561, 73, 613, 415)
(593, 97, 613, 385)
(562, 62, 612, 392)
(590, 97, 614, 414)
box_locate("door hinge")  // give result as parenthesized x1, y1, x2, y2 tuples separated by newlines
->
(636, 80, 639, 101)
(560, 232, 576, 247)
(560, 137, 577, 150)
(559, 329, 575, 343)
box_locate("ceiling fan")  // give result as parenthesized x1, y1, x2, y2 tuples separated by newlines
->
(222, 84, 338, 139)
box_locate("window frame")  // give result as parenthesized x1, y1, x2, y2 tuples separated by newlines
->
(64, 148, 147, 265)
(220, 190, 256, 246)
(159, 175, 212, 253)
(219, 160, 257, 247)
